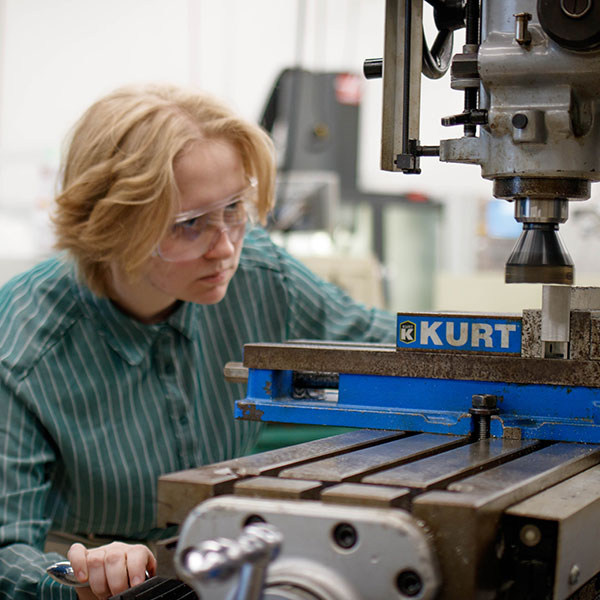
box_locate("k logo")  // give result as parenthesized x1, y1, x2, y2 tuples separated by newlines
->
(399, 321, 416, 344)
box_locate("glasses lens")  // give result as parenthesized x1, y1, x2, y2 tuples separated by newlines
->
(222, 200, 248, 226)
(158, 198, 250, 262)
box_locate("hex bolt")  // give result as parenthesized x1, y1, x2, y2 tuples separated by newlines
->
(478, 416, 491, 440)
(470, 394, 500, 440)
(472, 394, 498, 409)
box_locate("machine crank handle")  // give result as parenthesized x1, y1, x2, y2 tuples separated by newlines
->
(176, 522, 283, 600)
(46, 561, 88, 587)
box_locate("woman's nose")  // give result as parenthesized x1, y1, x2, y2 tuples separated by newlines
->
(203, 227, 236, 258)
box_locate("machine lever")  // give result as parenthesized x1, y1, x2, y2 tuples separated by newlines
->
(441, 108, 488, 127)
(177, 522, 283, 600)
(46, 561, 89, 588)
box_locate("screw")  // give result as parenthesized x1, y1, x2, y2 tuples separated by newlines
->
(512, 113, 529, 129)
(470, 394, 500, 440)
(332, 522, 358, 550)
(561, 0, 592, 18)
(313, 123, 329, 139)
(396, 570, 423, 597)
(519, 524, 542, 547)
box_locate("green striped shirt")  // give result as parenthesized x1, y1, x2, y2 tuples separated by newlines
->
(0, 227, 395, 599)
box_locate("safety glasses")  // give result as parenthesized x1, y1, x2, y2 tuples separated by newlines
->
(156, 178, 257, 262)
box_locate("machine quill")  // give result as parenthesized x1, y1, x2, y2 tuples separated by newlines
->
(152, 1, 600, 599)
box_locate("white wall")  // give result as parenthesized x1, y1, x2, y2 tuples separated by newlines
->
(0, 0, 190, 156)
(0, 0, 192, 271)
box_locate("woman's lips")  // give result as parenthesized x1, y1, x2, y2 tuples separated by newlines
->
(199, 269, 228, 284)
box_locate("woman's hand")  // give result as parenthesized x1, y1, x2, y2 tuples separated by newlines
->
(67, 541, 156, 599)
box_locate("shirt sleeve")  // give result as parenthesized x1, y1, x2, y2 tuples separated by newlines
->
(0, 378, 76, 599)
(274, 245, 397, 343)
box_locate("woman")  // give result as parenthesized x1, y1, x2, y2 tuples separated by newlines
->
(0, 84, 395, 599)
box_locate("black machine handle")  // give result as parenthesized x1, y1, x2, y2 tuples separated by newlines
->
(363, 0, 465, 82)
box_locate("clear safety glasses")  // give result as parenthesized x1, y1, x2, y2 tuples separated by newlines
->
(156, 178, 257, 262)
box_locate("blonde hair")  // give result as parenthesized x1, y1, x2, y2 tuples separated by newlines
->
(53, 83, 276, 296)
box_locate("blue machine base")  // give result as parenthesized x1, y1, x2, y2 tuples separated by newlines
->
(235, 369, 600, 443)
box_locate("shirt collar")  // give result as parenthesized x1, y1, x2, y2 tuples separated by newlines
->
(165, 300, 200, 341)
(76, 282, 200, 365)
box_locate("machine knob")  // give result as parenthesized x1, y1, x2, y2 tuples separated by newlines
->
(538, 0, 600, 50)
(363, 58, 382, 80)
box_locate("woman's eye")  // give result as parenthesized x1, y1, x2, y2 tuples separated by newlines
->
(172, 217, 201, 237)
(224, 200, 241, 214)
(181, 217, 199, 228)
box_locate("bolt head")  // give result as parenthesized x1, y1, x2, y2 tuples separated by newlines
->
(472, 394, 498, 409)
(512, 113, 529, 129)
(519, 524, 542, 547)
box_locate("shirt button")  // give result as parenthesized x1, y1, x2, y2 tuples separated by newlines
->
(179, 415, 188, 425)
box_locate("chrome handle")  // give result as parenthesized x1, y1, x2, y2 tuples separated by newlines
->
(177, 522, 283, 600)
(46, 560, 150, 588)
(46, 561, 88, 587)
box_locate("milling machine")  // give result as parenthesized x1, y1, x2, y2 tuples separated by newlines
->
(153, 2, 600, 599)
